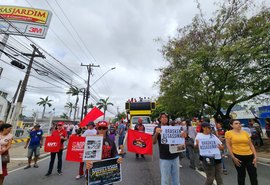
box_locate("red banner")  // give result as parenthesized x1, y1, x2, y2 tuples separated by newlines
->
(66, 135, 86, 162)
(127, 129, 153, 155)
(44, 136, 61, 152)
(79, 107, 104, 127)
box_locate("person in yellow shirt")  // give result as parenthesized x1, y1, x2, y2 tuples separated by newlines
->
(225, 119, 258, 185)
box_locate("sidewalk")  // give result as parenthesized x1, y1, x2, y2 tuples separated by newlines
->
(255, 138, 270, 164)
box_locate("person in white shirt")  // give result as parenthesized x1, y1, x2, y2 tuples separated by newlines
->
(82, 122, 97, 137)
(195, 122, 224, 185)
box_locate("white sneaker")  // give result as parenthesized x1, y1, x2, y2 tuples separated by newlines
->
(179, 164, 183, 168)
(76, 175, 81, 179)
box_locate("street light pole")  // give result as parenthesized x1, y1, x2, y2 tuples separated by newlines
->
(91, 67, 116, 87)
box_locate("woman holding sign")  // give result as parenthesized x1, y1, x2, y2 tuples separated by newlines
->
(86, 121, 123, 185)
(225, 119, 258, 185)
(195, 122, 224, 185)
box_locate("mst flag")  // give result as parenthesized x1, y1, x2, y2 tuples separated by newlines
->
(127, 129, 153, 155)
(66, 135, 86, 162)
(44, 136, 61, 152)
(79, 107, 104, 127)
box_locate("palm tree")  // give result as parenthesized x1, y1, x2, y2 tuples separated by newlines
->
(36, 96, 53, 119)
(96, 97, 113, 120)
(60, 113, 68, 119)
(64, 102, 74, 119)
(66, 86, 83, 121)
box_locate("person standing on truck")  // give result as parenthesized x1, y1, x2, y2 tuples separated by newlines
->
(134, 117, 146, 159)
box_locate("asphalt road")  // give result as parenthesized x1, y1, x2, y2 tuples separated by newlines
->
(5, 145, 270, 185)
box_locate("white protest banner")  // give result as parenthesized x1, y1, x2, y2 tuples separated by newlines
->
(161, 126, 185, 145)
(199, 138, 220, 156)
(83, 135, 103, 161)
(144, 124, 156, 135)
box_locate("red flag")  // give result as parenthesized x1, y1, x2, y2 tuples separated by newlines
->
(127, 129, 153, 155)
(44, 136, 61, 152)
(79, 107, 104, 127)
(66, 135, 85, 162)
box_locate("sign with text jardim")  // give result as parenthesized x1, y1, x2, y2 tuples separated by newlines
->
(0, 6, 52, 38)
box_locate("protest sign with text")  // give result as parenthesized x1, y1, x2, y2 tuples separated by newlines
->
(66, 135, 85, 162)
(83, 136, 103, 161)
(198, 138, 220, 156)
(160, 126, 185, 145)
(89, 157, 122, 185)
(44, 136, 61, 152)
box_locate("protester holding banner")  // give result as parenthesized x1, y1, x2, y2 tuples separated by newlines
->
(134, 117, 146, 159)
(0, 123, 12, 185)
(225, 119, 258, 185)
(153, 112, 181, 185)
(86, 121, 123, 185)
(45, 122, 67, 176)
(195, 122, 224, 185)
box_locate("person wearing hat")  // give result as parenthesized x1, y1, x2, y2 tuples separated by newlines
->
(82, 122, 97, 137)
(134, 117, 145, 159)
(45, 122, 67, 176)
(24, 124, 43, 169)
(195, 122, 224, 185)
(85, 121, 123, 184)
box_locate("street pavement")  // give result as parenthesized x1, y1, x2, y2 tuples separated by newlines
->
(5, 138, 270, 185)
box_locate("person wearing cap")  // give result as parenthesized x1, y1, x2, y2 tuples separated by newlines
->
(24, 124, 43, 169)
(82, 122, 97, 137)
(134, 117, 146, 159)
(85, 121, 123, 184)
(153, 112, 181, 185)
(45, 122, 67, 176)
(195, 122, 224, 185)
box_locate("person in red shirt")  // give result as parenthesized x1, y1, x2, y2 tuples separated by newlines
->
(45, 122, 67, 176)
(134, 117, 146, 159)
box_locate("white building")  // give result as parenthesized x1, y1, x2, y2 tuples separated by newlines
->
(0, 91, 9, 121)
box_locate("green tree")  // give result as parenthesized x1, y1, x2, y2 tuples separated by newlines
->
(66, 87, 83, 121)
(64, 102, 74, 119)
(159, 0, 270, 120)
(96, 97, 114, 120)
(36, 96, 53, 119)
(60, 113, 68, 119)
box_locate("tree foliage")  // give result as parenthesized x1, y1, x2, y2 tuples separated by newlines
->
(66, 86, 83, 121)
(96, 97, 114, 120)
(159, 0, 270, 119)
(36, 96, 53, 119)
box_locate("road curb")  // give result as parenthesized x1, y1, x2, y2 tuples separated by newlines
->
(258, 157, 270, 164)
(12, 138, 28, 144)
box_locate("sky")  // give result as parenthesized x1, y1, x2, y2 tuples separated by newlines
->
(0, 0, 268, 119)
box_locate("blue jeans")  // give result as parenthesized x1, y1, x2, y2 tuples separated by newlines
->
(159, 157, 180, 185)
(118, 135, 125, 147)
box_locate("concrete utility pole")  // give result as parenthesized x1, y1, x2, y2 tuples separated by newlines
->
(10, 44, 45, 131)
(81, 63, 100, 116)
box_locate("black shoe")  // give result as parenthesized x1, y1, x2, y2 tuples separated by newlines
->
(136, 156, 139, 159)
(24, 165, 31, 169)
(58, 171, 63, 175)
(45, 172, 51, 176)
(141, 156, 145, 159)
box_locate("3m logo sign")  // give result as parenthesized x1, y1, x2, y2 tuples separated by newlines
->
(26, 25, 45, 36)
(28, 27, 43, 33)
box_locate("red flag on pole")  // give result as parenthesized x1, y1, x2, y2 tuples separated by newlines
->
(66, 135, 85, 162)
(127, 129, 153, 155)
(79, 107, 104, 127)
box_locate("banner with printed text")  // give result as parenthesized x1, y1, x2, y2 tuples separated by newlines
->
(198, 138, 220, 156)
(44, 136, 61, 152)
(83, 136, 103, 161)
(160, 126, 185, 145)
(66, 135, 85, 162)
(89, 157, 122, 185)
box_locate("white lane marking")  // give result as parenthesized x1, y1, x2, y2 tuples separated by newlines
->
(9, 155, 51, 174)
(195, 169, 217, 185)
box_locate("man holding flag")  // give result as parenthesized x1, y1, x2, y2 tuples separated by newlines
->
(134, 117, 146, 159)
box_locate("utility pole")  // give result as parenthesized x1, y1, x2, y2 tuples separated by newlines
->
(81, 63, 100, 116)
(10, 44, 45, 131)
